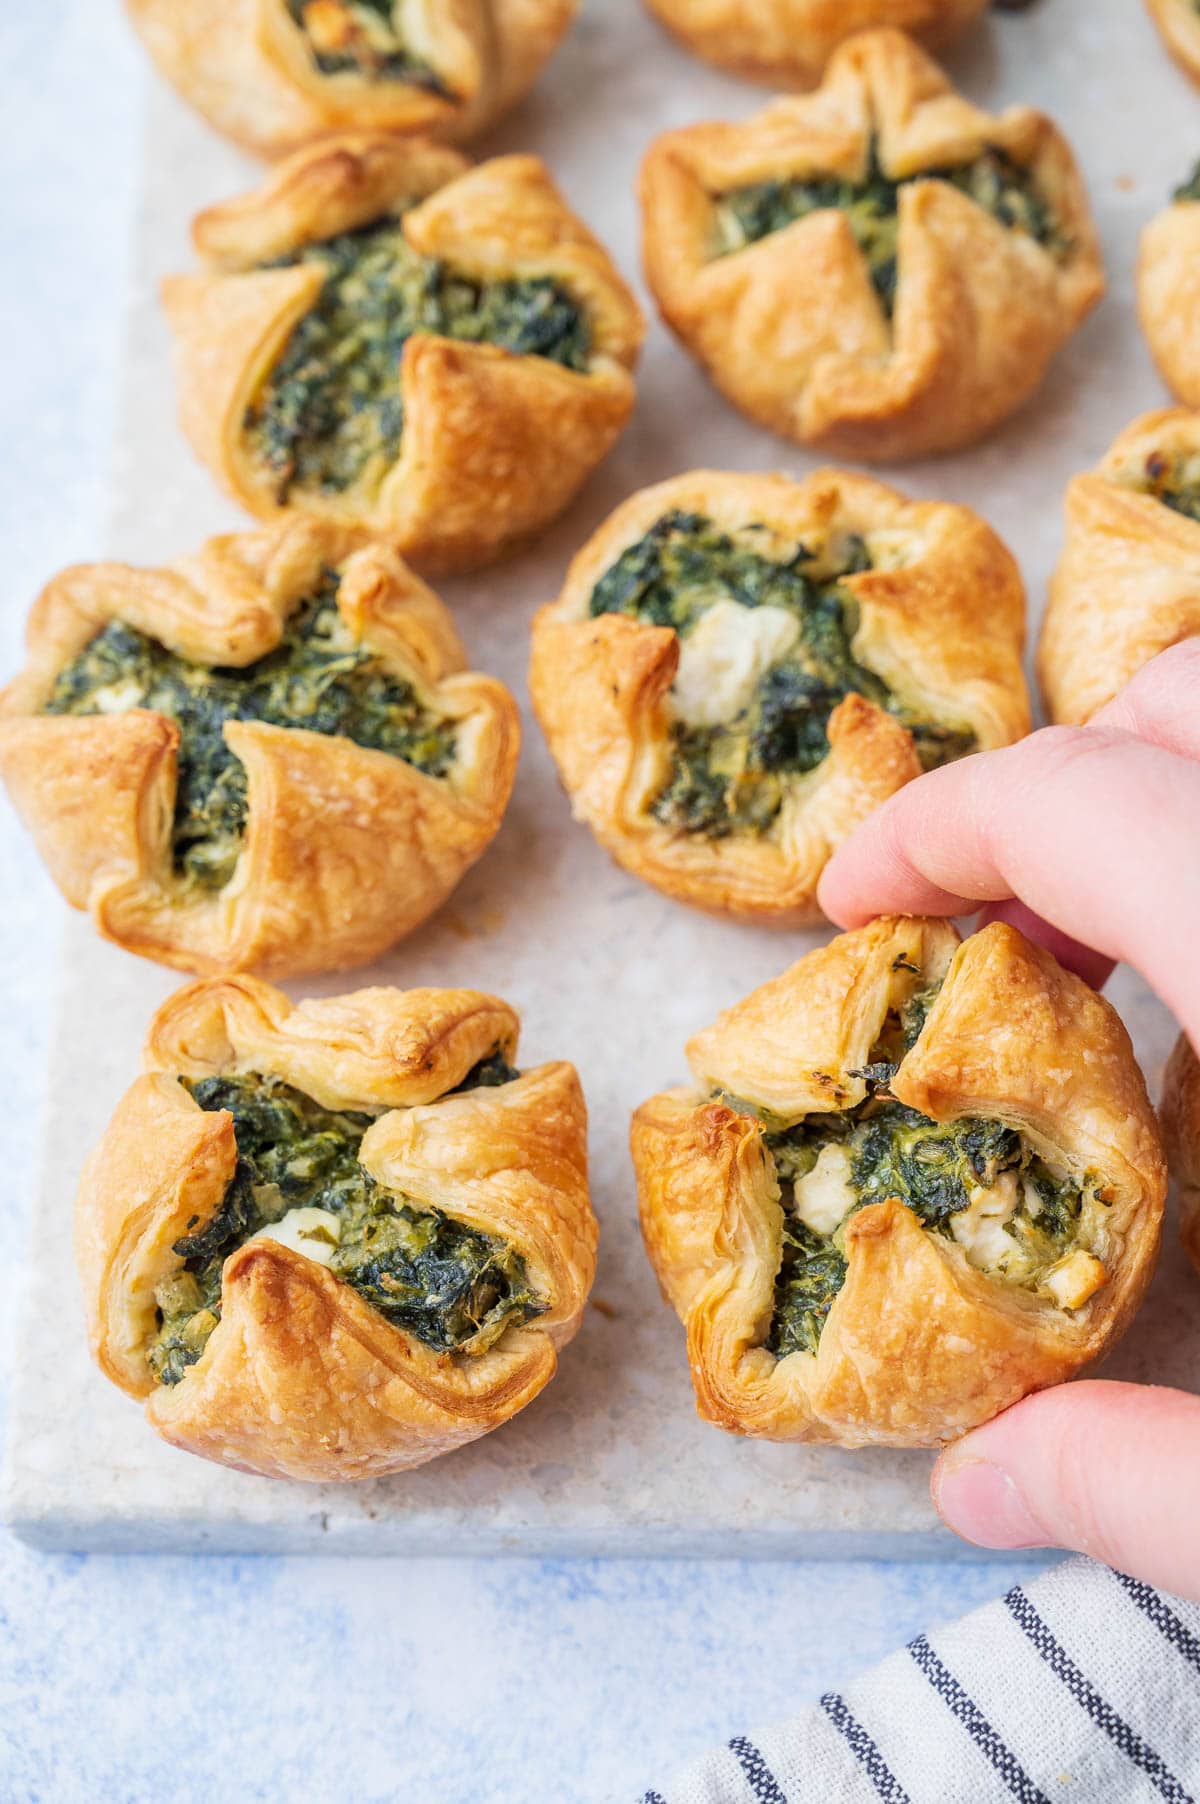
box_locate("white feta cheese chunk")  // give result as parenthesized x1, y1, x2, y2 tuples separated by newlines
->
(951, 1170, 1020, 1272)
(1042, 1249, 1107, 1311)
(90, 677, 147, 714)
(248, 1206, 342, 1268)
(672, 601, 800, 728)
(793, 1142, 856, 1237)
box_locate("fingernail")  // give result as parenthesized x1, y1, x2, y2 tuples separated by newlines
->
(932, 1456, 1048, 1549)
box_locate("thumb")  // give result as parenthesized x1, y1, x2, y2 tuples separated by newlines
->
(931, 1381, 1200, 1602)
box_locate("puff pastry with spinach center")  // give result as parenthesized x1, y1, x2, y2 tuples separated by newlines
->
(76, 976, 596, 1481)
(639, 30, 1104, 461)
(126, 0, 577, 156)
(163, 136, 643, 574)
(633, 919, 1165, 1447)
(531, 468, 1029, 924)
(0, 519, 519, 976)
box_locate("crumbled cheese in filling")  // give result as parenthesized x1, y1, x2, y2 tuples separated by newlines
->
(792, 1143, 858, 1238)
(1041, 1248, 1108, 1311)
(670, 600, 801, 728)
(248, 1206, 342, 1267)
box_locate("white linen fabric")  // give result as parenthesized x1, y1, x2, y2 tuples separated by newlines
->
(638, 1559, 1200, 1803)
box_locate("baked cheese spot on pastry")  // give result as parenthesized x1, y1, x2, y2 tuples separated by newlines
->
(638, 30, 1104, 460)
(631, 919, 1166, 1447)
(75, 978, 597, 1481)
(162, 137, 643, 575)
(125, 0, 577, 157)
(0, 519, 520, 977)
(641, 0, 987, 91)
(1037, 408, 1200, 725)
(530, 468, 1029, 923)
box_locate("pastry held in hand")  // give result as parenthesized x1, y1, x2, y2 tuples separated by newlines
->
(639, 31, 1103, 461)
(1037, 409, 1200, 725)
(530, 468, 1029, 925)
(126, 0, 577, 158)
(163, 136, 643, 575)
(632, 918, 1165, 1449)
(76, 976, 596, 1482)
(642, 0, 986, 91)
(1162, 1032, 1200, 1278)
(0, 519, 519, 977)
(1138, 160, 1200, 408)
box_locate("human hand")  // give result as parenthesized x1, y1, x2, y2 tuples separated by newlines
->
(817, 639, 1200, 1601)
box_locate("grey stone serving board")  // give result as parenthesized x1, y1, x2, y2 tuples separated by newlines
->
(6, 0, 1198, 1555)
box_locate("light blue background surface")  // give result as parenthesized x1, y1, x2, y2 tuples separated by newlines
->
(0, 7, 1048, 1798)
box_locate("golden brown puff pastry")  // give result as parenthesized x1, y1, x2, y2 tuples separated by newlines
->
(638, 30, 1104, 462)
(642, 0, 986, 91)
(0, 518, 519, 977)
(1145, 0, 1200, 84)
(162, 136, 644, 576)
(1037, 409, 1200, 726)
(1138, 163, 1200, 408)
(125, 0, 577, 157)
(632, 917, 1165, 1449)
(529, 468, 1029, 926)
(1161, 1031, 1200, 1277)
(76, 975, 596, 1481)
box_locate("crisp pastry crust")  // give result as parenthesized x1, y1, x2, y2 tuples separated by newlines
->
(125, 0, 577, 156)
(0, 518, 520, 977)
(163, 136, 644, 575)
(1161, 1031, 1200, 1277)
(529, 468, 1029, 925)
(1037, 409, 1200, 725)
(643, 0, 987, 90)
(1145, 0, 1200, 84)
(639, 30, 1104, 461)
(632, 918, 1166, 1448)
(1139, 192, 1200, 407)
(76, 975, 597, 1481)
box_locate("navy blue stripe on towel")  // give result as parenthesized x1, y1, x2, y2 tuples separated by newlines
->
(1112, 1571, 1200, 1674)
(819, 1693, 912, 1803)
(1005, 1586, 1195, 1804)
(907, 1633, 1051, 1804)
(728, 1736, 788, 1803)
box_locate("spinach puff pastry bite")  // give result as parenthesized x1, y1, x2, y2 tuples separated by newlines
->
(163, 135, 643, 574)
(642, 0, 987, 91)
(126, 0, 576, 157)
(1138, 161, 1200, 408)
(1161, 1032, 1200, 1279)
(633, 918, 1165, 1448)
(0, 519, 519, 976)
(76, 977, 596, 1480)
(639, 30, 1104, 461)
(1038, 410, 1200, 725)
(530, 469, 1029, 924)
(1145, 0, 1200, 85)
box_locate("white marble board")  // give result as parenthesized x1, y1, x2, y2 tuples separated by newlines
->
(5, 0, 1197, 1554)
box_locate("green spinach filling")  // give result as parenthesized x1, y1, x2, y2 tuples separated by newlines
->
(723, 981, 1094, 1359)
(1129, 448, 1200, 524)
(1173, 158, 1200, 204)
(588, 510, 974, 839)
(42, 574, 457, 892)
(147, 1061, 538, 1387)
(246, 220, 591, 503)
(287, 0, 447, 89)
(714, 145, 1069, 314)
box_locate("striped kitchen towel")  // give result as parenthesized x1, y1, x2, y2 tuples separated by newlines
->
(638, 1558, 1200, 1803)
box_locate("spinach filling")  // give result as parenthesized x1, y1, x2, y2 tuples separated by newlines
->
(588, 510, 974, 838)
(1129, 448, 1200, 525)
(1174, 159, 1200, 205)
(147, 1064, 539, 1387)
(42, 574, 457, 893)
(722, 981, 1093, 1360)
(287, 0, 448, 90)
(714, 144, 1069, 314)
(246, 220, 591, 502)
